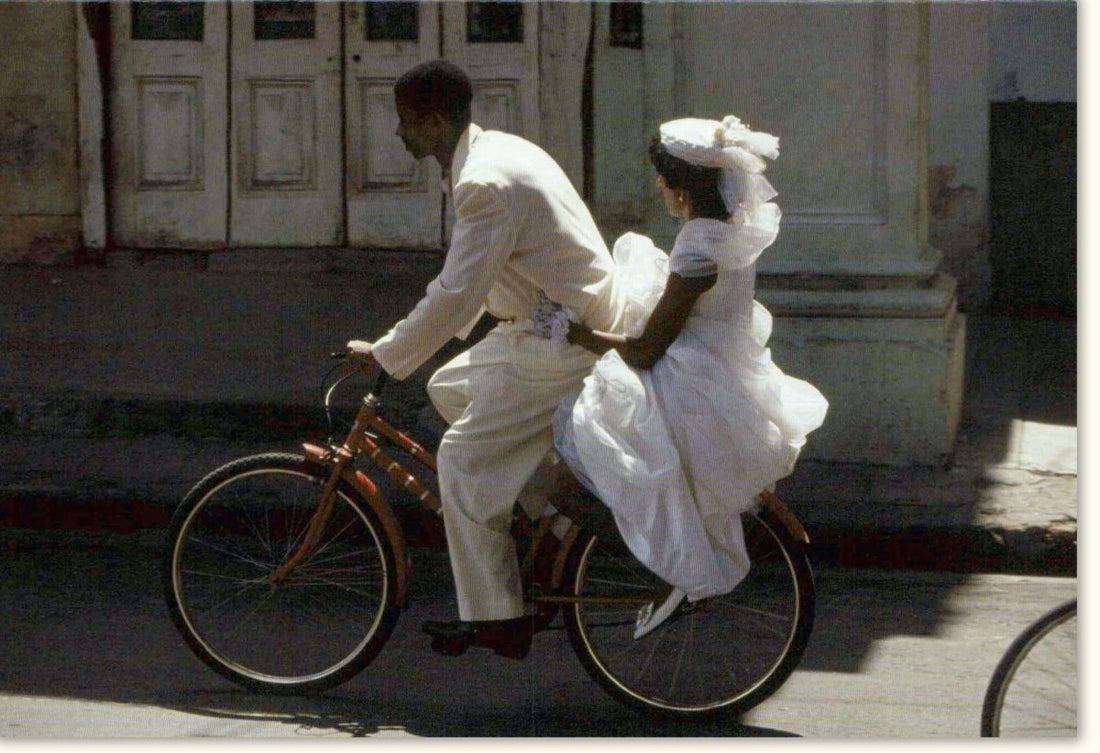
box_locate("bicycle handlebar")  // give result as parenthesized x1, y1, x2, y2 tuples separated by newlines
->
(329, 350, 389, 397)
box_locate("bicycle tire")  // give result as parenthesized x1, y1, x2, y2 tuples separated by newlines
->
(980, 598, 1077, 737)
(163, 453, 401, 694)
(561, 507, 815, 719)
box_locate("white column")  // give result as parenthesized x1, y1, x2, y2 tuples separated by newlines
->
(593, 2, 966, 464)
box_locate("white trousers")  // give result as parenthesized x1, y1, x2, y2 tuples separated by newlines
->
(427, 323, 597, 621)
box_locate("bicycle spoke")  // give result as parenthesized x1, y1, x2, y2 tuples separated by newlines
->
(182, 534, 276, 573)
(564, 511, 813, 717)
(240, 502, 277, 561)
(194, 581, 281, 641)
(306, 514, 361, 557)
(667, 615, 695, 699)
(631, 631, 667, 686)
(177, 566, 270, 586)
(282, 574, 385, 601)
(297, 544, 377, 569)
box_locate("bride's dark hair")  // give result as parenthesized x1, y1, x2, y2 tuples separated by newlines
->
(648, 138, 729, 220)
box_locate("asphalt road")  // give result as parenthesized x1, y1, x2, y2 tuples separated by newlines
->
(0, 529, 1078, 738)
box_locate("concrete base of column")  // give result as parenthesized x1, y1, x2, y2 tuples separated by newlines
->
(762, 273, 967, 466)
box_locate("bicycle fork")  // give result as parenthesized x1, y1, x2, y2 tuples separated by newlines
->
(269, 446, 356, 584)
(269, 398, 378, 584)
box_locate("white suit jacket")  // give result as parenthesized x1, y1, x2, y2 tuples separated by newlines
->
(372, 124, 620, 380)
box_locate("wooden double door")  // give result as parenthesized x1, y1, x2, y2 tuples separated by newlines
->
(109, 1, 539, 249)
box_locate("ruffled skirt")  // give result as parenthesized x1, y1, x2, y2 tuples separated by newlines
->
(553, 234, 828, 600)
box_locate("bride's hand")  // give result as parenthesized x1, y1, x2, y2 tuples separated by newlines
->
(566, 320, 590, 345)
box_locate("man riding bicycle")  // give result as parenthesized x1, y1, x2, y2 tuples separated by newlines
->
(346, 59, 625, 660)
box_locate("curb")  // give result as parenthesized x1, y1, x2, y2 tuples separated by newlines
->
(807, 525, 1075, 577)
(0, 493, 1075, 578)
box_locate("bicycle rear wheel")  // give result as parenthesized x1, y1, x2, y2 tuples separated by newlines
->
(561, 508, 814, 719)
(163, 453, 401, 694)
(981, 598, 1077, 737)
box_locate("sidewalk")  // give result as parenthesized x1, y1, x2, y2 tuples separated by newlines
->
(782, 313, 1077, 574)
(0, 255, 1078, 575)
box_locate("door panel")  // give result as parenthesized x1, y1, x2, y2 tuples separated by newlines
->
(110, 1, 228, 248)
(229, 1, 343, 246)
(443, 1, 538, 137)
(345, 1, 443, 249)
(136, 78, 204, 189)
(108, 1, 544, 251)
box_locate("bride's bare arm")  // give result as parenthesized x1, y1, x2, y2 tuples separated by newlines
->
(567, 272, 717, 369)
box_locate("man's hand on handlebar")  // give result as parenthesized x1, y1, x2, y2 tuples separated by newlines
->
(346, 340, 378, 373)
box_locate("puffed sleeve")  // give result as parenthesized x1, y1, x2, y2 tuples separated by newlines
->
(669, 205, 782, 275)
(371, 180, 516, 379)
(668, 244, 718, 278)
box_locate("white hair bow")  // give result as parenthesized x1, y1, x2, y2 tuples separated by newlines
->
(714, 115, 780, 174)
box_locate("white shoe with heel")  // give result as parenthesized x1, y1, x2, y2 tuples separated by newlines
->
(634, 586, 687, 639)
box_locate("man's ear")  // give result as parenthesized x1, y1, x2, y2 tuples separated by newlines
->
(429, 111, 454, 136)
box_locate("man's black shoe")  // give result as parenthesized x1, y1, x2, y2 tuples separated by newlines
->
(422, 616, 533, 660)
(422, 620, 475, 657)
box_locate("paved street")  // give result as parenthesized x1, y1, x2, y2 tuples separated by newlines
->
(0, 530, 1078, 738)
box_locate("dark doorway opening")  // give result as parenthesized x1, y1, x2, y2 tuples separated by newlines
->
(988, 102, 1076, 318)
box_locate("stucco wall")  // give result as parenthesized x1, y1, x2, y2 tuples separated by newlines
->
(591, 2, 966, 464)
(926, 0, 1076, 315)
(991, 0, 1077, 103)
(0, 2, 81, 264)
(928, 2, 992, 313)
(590, 1, 1073, 317)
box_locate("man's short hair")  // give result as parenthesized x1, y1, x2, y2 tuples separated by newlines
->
(394, 59, 473, 128)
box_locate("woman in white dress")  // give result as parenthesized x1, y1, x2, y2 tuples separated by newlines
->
(543, 116, 829, 637)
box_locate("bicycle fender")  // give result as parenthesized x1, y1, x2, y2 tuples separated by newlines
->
(302, 443, 410, 608)
(758, 490, 810, 547)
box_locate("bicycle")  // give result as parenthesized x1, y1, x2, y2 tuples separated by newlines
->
(162, 359, 816, 719)
(980, 597, 1077, 737)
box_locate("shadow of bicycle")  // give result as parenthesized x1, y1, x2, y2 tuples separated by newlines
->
(156, 687, 801, 737)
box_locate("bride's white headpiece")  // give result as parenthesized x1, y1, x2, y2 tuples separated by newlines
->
(659, 115, 779, 219)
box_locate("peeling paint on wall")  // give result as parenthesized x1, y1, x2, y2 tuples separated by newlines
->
(0, 0, 81, 261)
(0, 97, 71, 194)
(0, 106, 44, 172)
(929, 164, 977, 221)
(929, 164, 989, 312)
(0, 216, 80, 265)
(993, 69, 1022, 101)
(0, 97, 78, 211)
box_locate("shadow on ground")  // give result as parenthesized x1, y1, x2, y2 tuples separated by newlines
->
(0, 531, 797, 737)
(0, 315, 1076, 734)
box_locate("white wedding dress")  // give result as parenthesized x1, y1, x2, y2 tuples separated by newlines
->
(553, 202, 829, 601)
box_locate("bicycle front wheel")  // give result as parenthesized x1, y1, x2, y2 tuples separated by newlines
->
(981, 598, 1077, 737)
(163, 453, 401, 694)
(561, 508, 815, 719)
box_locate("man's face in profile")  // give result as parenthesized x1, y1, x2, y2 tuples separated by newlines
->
(395, 99, 443, 161)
